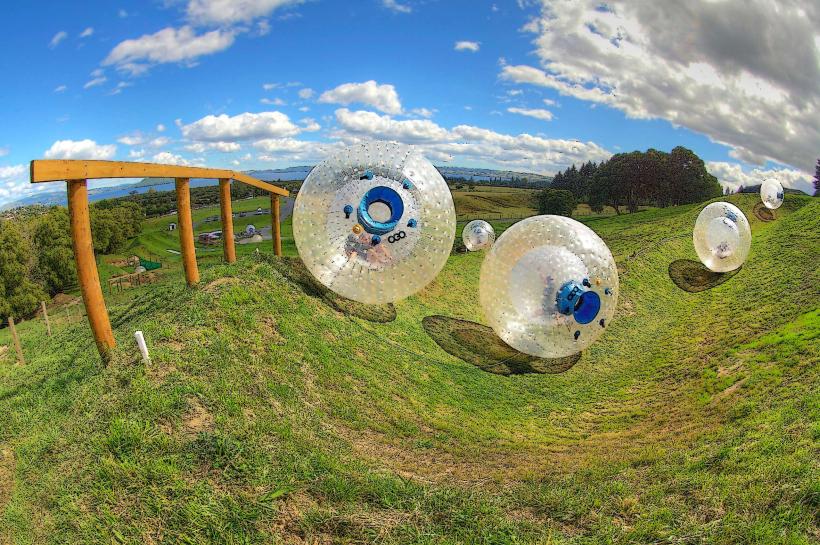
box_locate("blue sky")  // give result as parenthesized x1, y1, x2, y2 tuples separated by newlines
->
(1, 0, 816, 205)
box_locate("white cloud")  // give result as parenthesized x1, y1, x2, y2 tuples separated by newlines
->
(0, 164, 42, 205)
(707, 161, 814, 195)
(186, 0, 304, 25)
(507, 107, 554, 121)
(148, 137, 170, 148)
(410, 107, 435, 118)
(156, 124, 166, 132)
(118, 9, 128, 18)
(49, 31, 67, 48)
(454, 41, 480, 52)
(44, 139, 117, 160)
(117, 133, 145, 146)
(152, 151, 190, 165)
(109, 81, 132, 95)
(382, 0, 411, 14)
(54, 85, 67, 93)
(298, 106, 309, 112)
(181, 111, 301, 141)
(299, 118, 320, 132)
(503, 0, 820, 173)
(103, 26, 235, 75)
(0, 148, 8, 157)
(298, 87, 315, 100)
(128, 149, 146, 160)
(260, 97, 286, 106)
(507, 89, 523, 96)
(542, 98, 557, 106)
(319, 80, 402, 114)
(185, 141, 241, 153)
(331, 108, 611, 173)
(80, 27, 94, 38)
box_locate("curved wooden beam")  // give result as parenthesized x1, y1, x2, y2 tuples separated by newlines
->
(30, 159, 288, 196)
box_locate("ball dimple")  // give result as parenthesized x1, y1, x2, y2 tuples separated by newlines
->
(293, 141, 456, 304)
(479, 215, 619, 358)
(693, 202, 751, 272)
(760, 179, 784, 210)
(462, 220, 495, 251)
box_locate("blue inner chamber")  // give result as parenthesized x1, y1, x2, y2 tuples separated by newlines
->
(556, 280, 602, 325)
(357, 185, 405, 235)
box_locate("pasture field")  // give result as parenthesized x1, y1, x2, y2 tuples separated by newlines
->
(0, 194, 817, 544)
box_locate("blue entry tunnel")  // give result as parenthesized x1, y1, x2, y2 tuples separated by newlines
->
(356, 185, 405, 235)
(556, 280, 602, 325)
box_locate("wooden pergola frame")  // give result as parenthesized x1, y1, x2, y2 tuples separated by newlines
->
(30, 159, 289, 358)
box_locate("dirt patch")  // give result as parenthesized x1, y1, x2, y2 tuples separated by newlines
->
(0, 346, 7, 359)
(260, 316, 286, 346)
(752, 202, 776, 222)
(183, 398, 214, 434)
(204, 277, 240, 293)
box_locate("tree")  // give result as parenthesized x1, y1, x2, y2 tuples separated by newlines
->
(814, 158, 819, 196)
(31, 208, 76, 294)
(536, 189, 577, 217)
(0, 219, 46, 319)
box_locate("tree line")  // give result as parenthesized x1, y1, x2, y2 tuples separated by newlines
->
(541, 146, 722, 215)
(0, 202, 143, 321)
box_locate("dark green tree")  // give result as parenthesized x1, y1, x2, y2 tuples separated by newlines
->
(536, 189, 577, 217)
(0, 219, 46, 319)
(814, 158, 819, 196)
(31, 208, 77, 294)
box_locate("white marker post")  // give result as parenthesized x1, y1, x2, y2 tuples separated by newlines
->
(134, 331, 151, 364)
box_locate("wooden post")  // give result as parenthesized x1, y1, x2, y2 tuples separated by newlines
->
(219, 178, 236, 263)
(68, 179, 116, 358)
(7, 317, 24, 365)
(41, 301, 51, 337)
(271, 193, 282, 257)
(175, 178, 199, 286)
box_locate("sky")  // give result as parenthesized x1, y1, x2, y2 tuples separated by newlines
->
(0, 0, 817, 206)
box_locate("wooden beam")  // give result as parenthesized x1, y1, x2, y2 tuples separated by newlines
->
(30, 160, 288, 196)
(219, 178, 236, 264)
(41, 301, 51, 337)
(7, 316, 24, 365)
(272, 194, 282, 257)
(175, 178, 200, 286)
(67, 179, 116, 358)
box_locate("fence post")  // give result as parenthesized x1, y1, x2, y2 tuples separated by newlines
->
(7, 316, 24, 365)
(67, 179, 116, 358)
(175, 177, 200, 286)
(41, 301, 51, 337)
(271, 193, 282, 256)
(219, 178, 236, 263)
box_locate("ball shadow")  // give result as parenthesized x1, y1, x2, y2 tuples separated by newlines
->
(269, 256, 397, 323)
(752, 202, 776, 222)
(422, 315, 581, 376)
(668, 259, 741, 293)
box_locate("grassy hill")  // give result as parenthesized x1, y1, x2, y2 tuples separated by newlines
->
(0, 194, 817, 544)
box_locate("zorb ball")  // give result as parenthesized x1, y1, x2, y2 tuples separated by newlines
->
(760, 179, 784, 210)
(479, 215, 619, 358)
(462, 220, 495, 251)
(293, 141, 456, 304)
(693, 202, 751, 272)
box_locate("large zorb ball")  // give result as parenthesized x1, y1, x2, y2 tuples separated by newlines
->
(760, 179, 784, 210)
(693, 202, 751, 273)
(293, 141, 456, 304)
(479, 215, 619, 358)
(462, 220, 495, 251)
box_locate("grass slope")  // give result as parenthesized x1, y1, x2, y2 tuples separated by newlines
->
(0, 194, 818, 544)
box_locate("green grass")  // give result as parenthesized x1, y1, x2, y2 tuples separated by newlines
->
(0, 194, 817, 544)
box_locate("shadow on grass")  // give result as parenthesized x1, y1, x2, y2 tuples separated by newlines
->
(668, 259, 741, 293)
(752, 202, 776, 222)
(268, 256, 397, 323)
(422, 315, 581, 376)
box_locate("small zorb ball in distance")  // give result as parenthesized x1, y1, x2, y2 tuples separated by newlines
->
(760, 179, 784, 210)
(462, 220, 495, 251)
(479, 215, 619, 358)
(693, 202, 751, 273)
(293, 141, 456, 304)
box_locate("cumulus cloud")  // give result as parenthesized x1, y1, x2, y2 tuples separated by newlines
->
(382, 0, 411, 14)
(507, 107, 553, 121)
(260, 97, 286, 106)
(80, 27, 94, 38)
(49, 31, 67, 48)
(44, 139, 117, 160)
(156, 124, 166, 132)
(454, 41, 480, 52)
(181, 111, 301, 142)
(502, 0, 820, 173)
(186, 0, 304, 25)
(332, 108, 611, 172)
(152, 151, 191, 165)
(298, 87, 315, 100)
(0, 164, 43, 205)
(707, 161, 814, 195)
(319, 80, 403, 114)
(103, 26, 235, 75)
(185, 141, 241, 153)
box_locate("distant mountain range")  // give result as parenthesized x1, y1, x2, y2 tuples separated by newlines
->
(0, 165, 552, 210)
